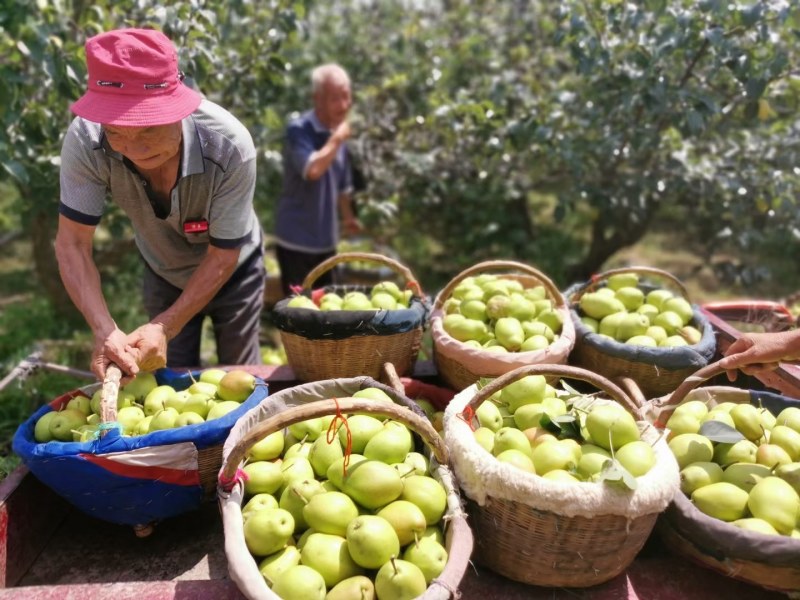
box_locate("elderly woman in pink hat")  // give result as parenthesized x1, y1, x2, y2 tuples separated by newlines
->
(56, 28, 265, 380)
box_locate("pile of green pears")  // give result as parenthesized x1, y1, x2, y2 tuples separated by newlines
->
(33, 368, 256, 443)
(576, 272, 702, 348)
(239, 387, 450, 600)
(471, 375, 656, 487)
(667, 399, 800, 537)
(440, 274, 563, 353)
(287, 281, 414, 312)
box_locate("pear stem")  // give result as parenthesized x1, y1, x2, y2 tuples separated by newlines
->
(390, 556, 398, 575)
(291, 487, 310, 504)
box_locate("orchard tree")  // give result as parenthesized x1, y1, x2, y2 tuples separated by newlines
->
(297, 0, 799, 287)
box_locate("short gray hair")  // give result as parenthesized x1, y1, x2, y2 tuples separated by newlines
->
(311, 64, 350, 95)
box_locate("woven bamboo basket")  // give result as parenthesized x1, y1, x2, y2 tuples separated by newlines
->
(431, 260, 576, 391)
(443, 363, 680, 587)
(218, 376, 473, 600)
(567, 266, 717, 398)
(272, 252, 427, 382)
(639, 360, 800, 594)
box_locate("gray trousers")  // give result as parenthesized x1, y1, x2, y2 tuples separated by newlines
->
(142, 249, 265, 368)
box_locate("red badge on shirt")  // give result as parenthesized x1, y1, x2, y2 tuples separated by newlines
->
(183, 219, 209, 234)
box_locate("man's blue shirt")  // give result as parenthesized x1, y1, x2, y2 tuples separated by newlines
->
(275, 111, 353, 252)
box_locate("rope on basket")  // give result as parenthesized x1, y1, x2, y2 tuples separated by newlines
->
(327, 397, 354, 476)
(219, 467, 250, 493)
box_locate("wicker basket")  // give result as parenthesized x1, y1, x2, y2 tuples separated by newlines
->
(271, 252, 427, 382)
(443, 363, 680, 587)
(639, 360, 800, 594)
(431, 260, 576, 391)
(11, 367, 268, 531)
(218, 377, 473, 600)
(566, 266, 717, 398)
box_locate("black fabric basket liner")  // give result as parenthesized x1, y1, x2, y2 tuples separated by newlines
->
(271, 287, 429, 340)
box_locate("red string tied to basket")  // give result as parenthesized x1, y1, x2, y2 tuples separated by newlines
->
(458, 405, 477, 432)
(327, 397, 353, 477)
(219, 467, 250, 493)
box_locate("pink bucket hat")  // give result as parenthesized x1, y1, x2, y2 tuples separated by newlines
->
(70, 28, 202, 127)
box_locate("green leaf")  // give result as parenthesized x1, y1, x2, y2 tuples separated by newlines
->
(698, 420, 745, 443)
(596, 459, 638, 490)
(1, 159, 28, 184)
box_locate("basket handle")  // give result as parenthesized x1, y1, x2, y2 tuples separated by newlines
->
(433, 260, 565, 311)
(301, 252, 423, 298)
(221, 397, 448, 483)
(661, 360, 727, 408)
(99, 364, 121, 436)
(461, 363, 641, 419)
(569, 266, 690, 303)
(381, 362, 405, 395)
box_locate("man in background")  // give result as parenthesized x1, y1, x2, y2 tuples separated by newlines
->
(274, 63, 363, 296)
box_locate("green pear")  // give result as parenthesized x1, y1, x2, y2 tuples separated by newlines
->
(520, 334, 550, 352)
(748, 476, 800, 534)
(243, 460, 283, 496)
(345, 515, 400, 569)
(674, 400, 709, 420)
(645, 288, 674, 310)
(473, 427, 495, 453)
(308, 433, 344, 477)
(666, 411, 702, 438)
(645, 326, 668, 344)
(774, 462, 800, 495)
(302, 532, 364, 588)
(722, 462, 772, 493)
(143, 385, 177, 417)
(122, 371, 158, 401)
(668, 433, 714, 469)
(271, 564, 326, 600)
(326, 454, 367, 490)
(403, 537, 448, 584)
(494, 317, 525, 351)
(691, 482, 749, 521)
(403, 452, 429, 476)
(288, 416, 324, 441)
(680, 462, 724, 495)
(777, 407, 800, 434)
(279, 478, 325, 530)
(756, 443, 793, 468)
(337, 459, 404, 510)
(364, 422, 414, 464)
(769, 425, 800, 461)
(522, 321, 555, 341)
(713, 440, 758, 466)
(243, 507, 295, 556)
(199, 367, 227, 386)
(375, 558, 427, 600)
(616, 313, 650, 342)
(352, 387, 394, 403)
(702, 409, 735, 428)
(636, 303, 659, 323)
(607, 273, 640, 291)
(284, 440, 313, 460)
(484, 294, 511, 320)
(242, 493, 279, 520)
(577, 445, 612, 480)
(499, 375, 547, 411)
(615, 440, 656, 477)
(248, 430, 285, 462)
(512, 403, 549, 431)
(174, 411, 204, 428)
(535, 309, 563, 334)
(287, 294, 320, 310)
(585, 404, 640, 452)
(493, 427, 533, 458)
(507, 295, 537, 321)
(580, 316, 599, 333)
(443, 314, 489, 343)
(531, 440, 577, 475)
(206, 400, 240, 421)
(339, 414, 384, 453)
(135, 416, 153, 435)
(598, 311, 627, 338)
(460, 299, 487, 321)
(401, 475, 447, 525)
(475, 401, 503, 431)
(372, 292, 398, 310)
(280, 456, 316, 494)
(543, 470, 580, 483)
(326, 576, 376, 600)
(495, 449, 536, 473)
(187, 380, 218, 397)
(481, 280, 510, 301)
(117, 405, 146, 435)
(661, 297, 694, 326)
(183, 393, 212, 418)
(148, 407, 180, 431)
(579, 292, 626, 320)
(653, 311, 684, 335)
(258, 545, 301, 586)
(659, 335, 689, 348)
(732, 518, 779, 536)
(678, 325, 703, 345)
(421, 526, 445, 546)
(372, 280, 403, 301)
(303, 491, 359, 537)
(34, 411, 58, 443)
(626, 335, 657, 347)
(377, 500, 428, 546)
(522, 285, 547, 301)
(729, 404, 765, 441)
(615, 286, 645, 311)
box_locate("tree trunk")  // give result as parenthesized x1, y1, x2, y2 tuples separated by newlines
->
(29, 209, 82, 324)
